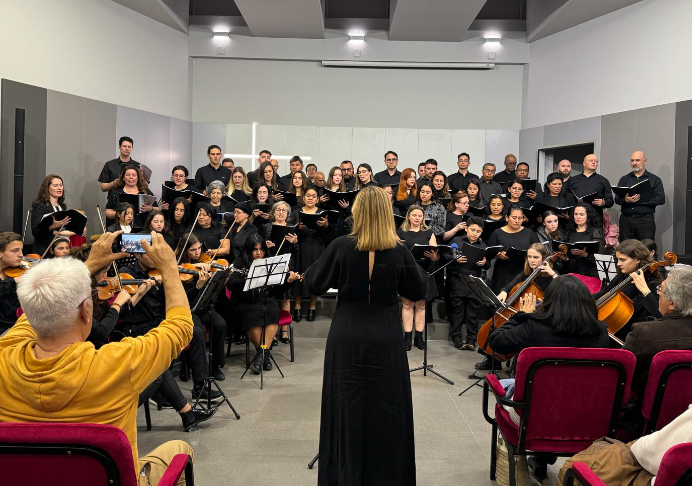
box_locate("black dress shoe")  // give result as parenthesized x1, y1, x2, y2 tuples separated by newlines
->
(212, 368, 225, 381)
(475, 357, 502, 371)
(452, 337, 464, 349)
(181, 406, 218, 432)
(414, 331, 425, 350)
(404, 332, 412, 351)
(279, 330, 290, 344)
(306, 309, 316, 322)
(192, 384, 222, 401)
(292, 309, 302, 322)
(263, 354, 273, 371)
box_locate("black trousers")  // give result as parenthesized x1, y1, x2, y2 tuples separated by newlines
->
(447, 275, 481, 343)
(138, 369, 187, 412)
(619, 213, 655, 241)
(192, 309, 226, 370)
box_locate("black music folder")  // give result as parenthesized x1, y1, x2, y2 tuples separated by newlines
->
(459, 243, 504, 270)
(273, 190, 298, 207)
(551, 239, 601, 254)
(269, 223, 299, 246)
(505, 246, 528, 261)
(611, 179, 654, 203)
(571, 189, 599, 205)
(481, 219, 505, 237)
(467, 205, 487, 218)
(323, 188, 360, 205)
(299, 210, 328, 230)
(164, 179, 195, 189)
(118, 193, 157, 216)
(37, 209, 87, 235)
(410, 244, 451, 261)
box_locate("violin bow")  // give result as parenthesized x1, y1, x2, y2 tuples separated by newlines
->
(96, 204, 125, 295)
(177, 210, 202, 265)
(39, 224, 68, 260)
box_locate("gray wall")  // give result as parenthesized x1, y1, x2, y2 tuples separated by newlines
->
(673, 100, 692, 254)
(0, 80, 47, 237)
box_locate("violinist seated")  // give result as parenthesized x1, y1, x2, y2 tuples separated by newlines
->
(487, 274, 609, 482)
(119, 242, 222, 402)
(175, 233, 227, 382)
(623, 265, 692, 405)
(69, 242, 217, 432)
(444, 216, 492, 351)
(592, 239, 663, 342)
(0, 231, 197, 486)
(226, 234, 302, 374)
(0, 232, 24, 336)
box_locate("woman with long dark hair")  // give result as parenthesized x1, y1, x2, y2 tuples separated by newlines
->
(355, 163, 376, 190)
(105, 202, 135, 233)
(417, 183, 446, 238)
(304, 186, 426, 486)
(226, 234, 301, 372)
(431, 171, 450, 200)
(143, 210, 175, 248)
(394, 168, 418, 214)
(536, 210, 563, 246)
(193, 202, 231, 257)
(30, 174, 72, 257)
(563, 203, 605, 277)
(250, 183, 275, 232)
(166, 196, 191, 248)
(465, 178, 485, 208)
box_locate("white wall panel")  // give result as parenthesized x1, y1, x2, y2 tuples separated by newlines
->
(486, 130, 521, 173)
(115, 106, 147, 161)
(418, 129, 452, 174)
(224, 124, 253, 172)
(319, 127, 352, 170)
(452, 129, 486, 176)
(170, 118, 193, 175)
(352, 128, 386, 167)
(286, 126, 320, 174)
(143, 112, 171, 197)
(385, 128, 419, 172)
(192, 123, 226, 173)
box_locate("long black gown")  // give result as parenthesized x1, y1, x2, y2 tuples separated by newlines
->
(305, 236, 427, 486)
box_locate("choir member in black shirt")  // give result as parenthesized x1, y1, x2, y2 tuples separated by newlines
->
(247, 150, 272, 187)
(448, 152, 479, 194)
(228, 202, 258, 260)
(497, 243, 559, 303)
(557, 159, 572, 185)
(306, 163, 317, 186)
(206, 180, 233, 217)
(465, 178, 486, 208)
(105, 202, 135, 233)
(161, 165, 191, 212)
(492, 154, 517, 186)
(339, 160, 357, 191)
(30, 174, 72, 257)
(250, 183, 274, 232)
(615, 150, 666, 241)
(479, 163, 504, 202)
(394, 168, 418, 214)
(416, 159, 437, 189)
(166, 197, 191, 248)
(226, 234, 302, 373)
(143, 210, 176, 249)
(105, 165, 157, 228)
(445, 216, 491, 350)
(487, 206, 539, 293)
(442, 192, 470, 242)
(288, 170, 309, 210)
(193, 203, 231, 258)
(194, 144, 231, 192)
(374, 151, 401, 186)
(417, 162, 427, 180)
(0, 232, 23, 335)
(563, 154, 613, 221)
(592, 239, 663, 341)
(431, 171, 450, 201)
(536, 210, 564, 248)
(514, 162, 542, 200)
(484, 195, 506, 238)
(98, 136, 139, 194)
(256, 161, 280, 193)
(396, 205, 440, 351)
(278, 156, 305, 191)
(501, 179, 531, 214)
(563, 203, 605, 278)
(228, 167, 252, 202)
(355, 163, 377, 190)
(537, 172, 576, 209)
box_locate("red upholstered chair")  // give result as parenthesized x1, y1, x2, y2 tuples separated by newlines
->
(562, 462, 607, 486)
(640, 350, 692, 435)
(568, 273, 603, 293)
(0, 423, 193, 486)
(278, 309, 295, 362)
(655, 442, 692, 486)
(483, 347, 636, 486)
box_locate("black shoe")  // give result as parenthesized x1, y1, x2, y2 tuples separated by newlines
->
(181, 406, 218, 432)
(271, 338, 278, 348)
(149, 396, 174, 410)
(404, 332, 412, 351)
(307, 309, 316, 322)
(279, 330, 290, 344)
(292, 309, 302, 322)
(250, 353, 262, 374)
(528, 456, 548, 481)
(475, 357, 502, 371)
(452, 337, 464, 350)
(212, 368, 225, 381)
(414, 331, 425, 350)
(263, 354, 273, 371)
(192, 383, 222, 401)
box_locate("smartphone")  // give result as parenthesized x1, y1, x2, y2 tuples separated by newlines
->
(120, 233, 151, 254)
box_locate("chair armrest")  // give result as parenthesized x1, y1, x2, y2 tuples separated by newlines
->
(485, 374, 506, 398)
(157, 454, 193, 486)
(563, 462, 606, 486)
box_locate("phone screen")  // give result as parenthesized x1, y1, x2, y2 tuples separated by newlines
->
(120, 233, 151, 253)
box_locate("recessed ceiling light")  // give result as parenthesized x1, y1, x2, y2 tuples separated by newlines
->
(213, 31, 230, 38)
(348, 33, 365, 44)
(484, 35, 502, 45)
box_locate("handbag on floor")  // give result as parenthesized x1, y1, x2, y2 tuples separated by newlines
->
(495, 434, 536, 486)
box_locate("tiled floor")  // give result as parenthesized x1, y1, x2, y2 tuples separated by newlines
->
(136, 316, 563, 485)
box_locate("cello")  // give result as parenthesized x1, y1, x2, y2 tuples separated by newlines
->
(596, 251, 677, 344)
(476, 244, 568, 361)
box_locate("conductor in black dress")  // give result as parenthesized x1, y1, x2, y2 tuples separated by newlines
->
(305, 185, 427, 486)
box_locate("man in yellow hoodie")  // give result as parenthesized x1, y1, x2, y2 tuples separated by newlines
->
(0, 231, 194, 486)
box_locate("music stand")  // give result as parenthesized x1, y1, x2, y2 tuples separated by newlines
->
(191, 268, 241, 419)
(595, 253, 617, 286)
(458, 275, 505, 397)
(239, 253, 291, 389)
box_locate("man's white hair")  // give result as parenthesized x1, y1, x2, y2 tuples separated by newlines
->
(17, 257, 92, 339)
(664, 266, 692, 317)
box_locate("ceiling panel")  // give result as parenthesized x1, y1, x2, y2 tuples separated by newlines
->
(234, 0, 325, 38)
(389, 0, 489, 42)
(325, 0, 389, 19)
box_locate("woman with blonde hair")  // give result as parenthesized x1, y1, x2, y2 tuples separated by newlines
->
(305, 185, 426, 486)
(227, 167, 252, 202)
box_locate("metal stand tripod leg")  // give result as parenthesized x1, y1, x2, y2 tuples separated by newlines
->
(409, 320, 454, 385)
(458, 352, 499, 397)
(308, 453, 319, 469)
(240, 323, 284, 390)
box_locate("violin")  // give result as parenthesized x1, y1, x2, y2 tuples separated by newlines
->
(476, 244, 568, 361)
(148, 263, 200, 283)
(4, 254, 42, 278)
(198, 253, 229, 272)
(596, 251, 677, 343)
(95, 273, 157, 301)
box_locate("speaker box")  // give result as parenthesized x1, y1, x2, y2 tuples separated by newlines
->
(13, 108, 25, 235)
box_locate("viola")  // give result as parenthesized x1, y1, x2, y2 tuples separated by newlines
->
(198, 253, 229, 272)
(148, 263, 200, 283)
(596, 251, 677, 343)
(95, 273, 157, 301)
(476, 244, 568, 361)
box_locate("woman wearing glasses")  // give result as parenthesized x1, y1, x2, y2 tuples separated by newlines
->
(355, 163, 377, 190)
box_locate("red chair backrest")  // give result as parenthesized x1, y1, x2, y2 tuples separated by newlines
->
(655, 442, 692, 486)
(568, 273, 603, 293)
(278, 309, 292, 327)
(641, 350, 692, 434)
(0, 423, 137, 486)
(513, 347, 635, 446)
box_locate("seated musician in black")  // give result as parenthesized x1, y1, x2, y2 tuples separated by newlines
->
(119, 248, 221, 401)
(488, 274, 609, 481)
(70, 242, 217, 431)
(226, 234, 301, 374)
(592, 239, 663, 341)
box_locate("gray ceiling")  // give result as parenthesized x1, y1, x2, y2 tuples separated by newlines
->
(114, 0, 644, 42)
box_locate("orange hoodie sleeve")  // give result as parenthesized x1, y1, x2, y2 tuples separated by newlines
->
(0, 314, 37, 348)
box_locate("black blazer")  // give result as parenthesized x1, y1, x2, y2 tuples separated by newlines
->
(30, 200, 67, 257)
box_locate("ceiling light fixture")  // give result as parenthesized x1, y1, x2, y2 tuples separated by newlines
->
(484, 35, 502, 45)
(348, 33, 365, 44)
(213, 31, 230, 39)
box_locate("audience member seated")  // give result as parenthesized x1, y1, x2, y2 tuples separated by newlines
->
(0, 232, 195, 486)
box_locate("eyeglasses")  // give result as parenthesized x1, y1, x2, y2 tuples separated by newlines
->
(274, 208, 288, 213)
(386, 158, 398, 162)
(78, 289, 99, 309)
(357, 170, 369, 175)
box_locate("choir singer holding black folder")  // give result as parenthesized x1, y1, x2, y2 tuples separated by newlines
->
(613, 150, 665, 241)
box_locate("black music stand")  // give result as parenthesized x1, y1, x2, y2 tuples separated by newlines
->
(458, 275, 505, 397)
(595, 253, 617, 286)
(239, 253, 291, 390)
(191, 268, 241, 419)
